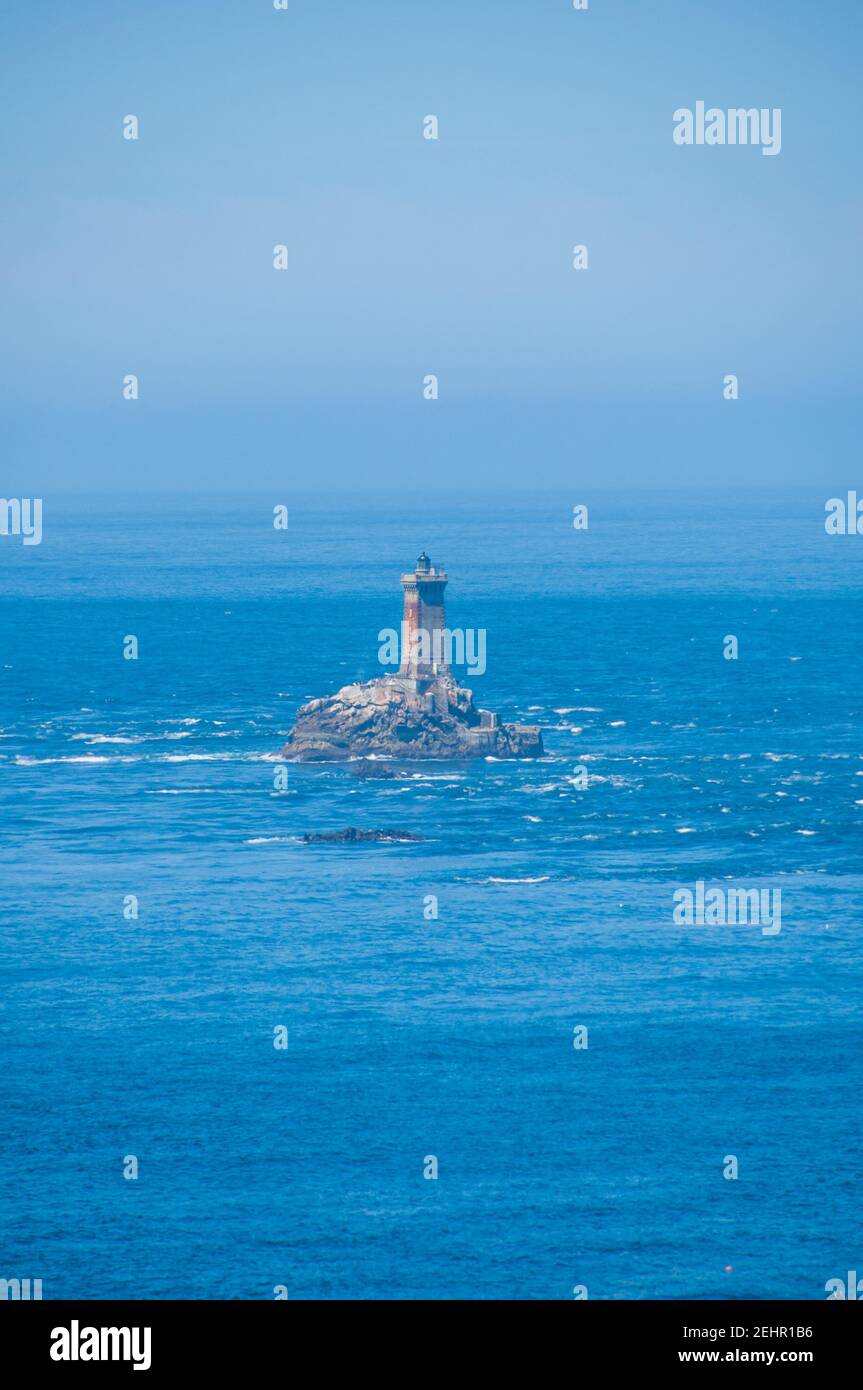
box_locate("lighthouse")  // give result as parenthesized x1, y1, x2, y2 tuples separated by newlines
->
(399, 552, 449, 681)
(282, 553, 545, 760)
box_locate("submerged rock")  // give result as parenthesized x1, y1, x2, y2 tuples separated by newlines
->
(351, 760, 398, 779)
(301, 827, 424, 844)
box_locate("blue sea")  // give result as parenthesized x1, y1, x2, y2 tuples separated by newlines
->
(1, 490, 861, 1300)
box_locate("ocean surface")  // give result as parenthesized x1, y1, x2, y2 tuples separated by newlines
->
(1, 489, 861, 1300)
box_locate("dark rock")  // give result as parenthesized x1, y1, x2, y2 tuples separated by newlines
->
(351, 760, 397, 779)
(301, 827, 425, 844)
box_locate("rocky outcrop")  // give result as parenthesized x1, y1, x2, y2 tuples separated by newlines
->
(282, 674, 543, 762)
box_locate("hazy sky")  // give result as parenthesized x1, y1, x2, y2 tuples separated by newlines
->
(1, 0, 860, 491)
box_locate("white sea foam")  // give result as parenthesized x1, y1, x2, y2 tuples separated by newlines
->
(70, 731, 193, 744)
(158, 753, 251, 762)
(19, 750, 271, 766)
(70, 733, 139, 744)
(15, 754, 131, 765)
(406, 773, 466, 781)
(244, 836, 299, 845)
(484, 876, 550, 885)
(145, 789, 246, 796)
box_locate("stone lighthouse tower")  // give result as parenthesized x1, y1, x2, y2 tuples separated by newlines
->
(399, 552, 449, 681)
